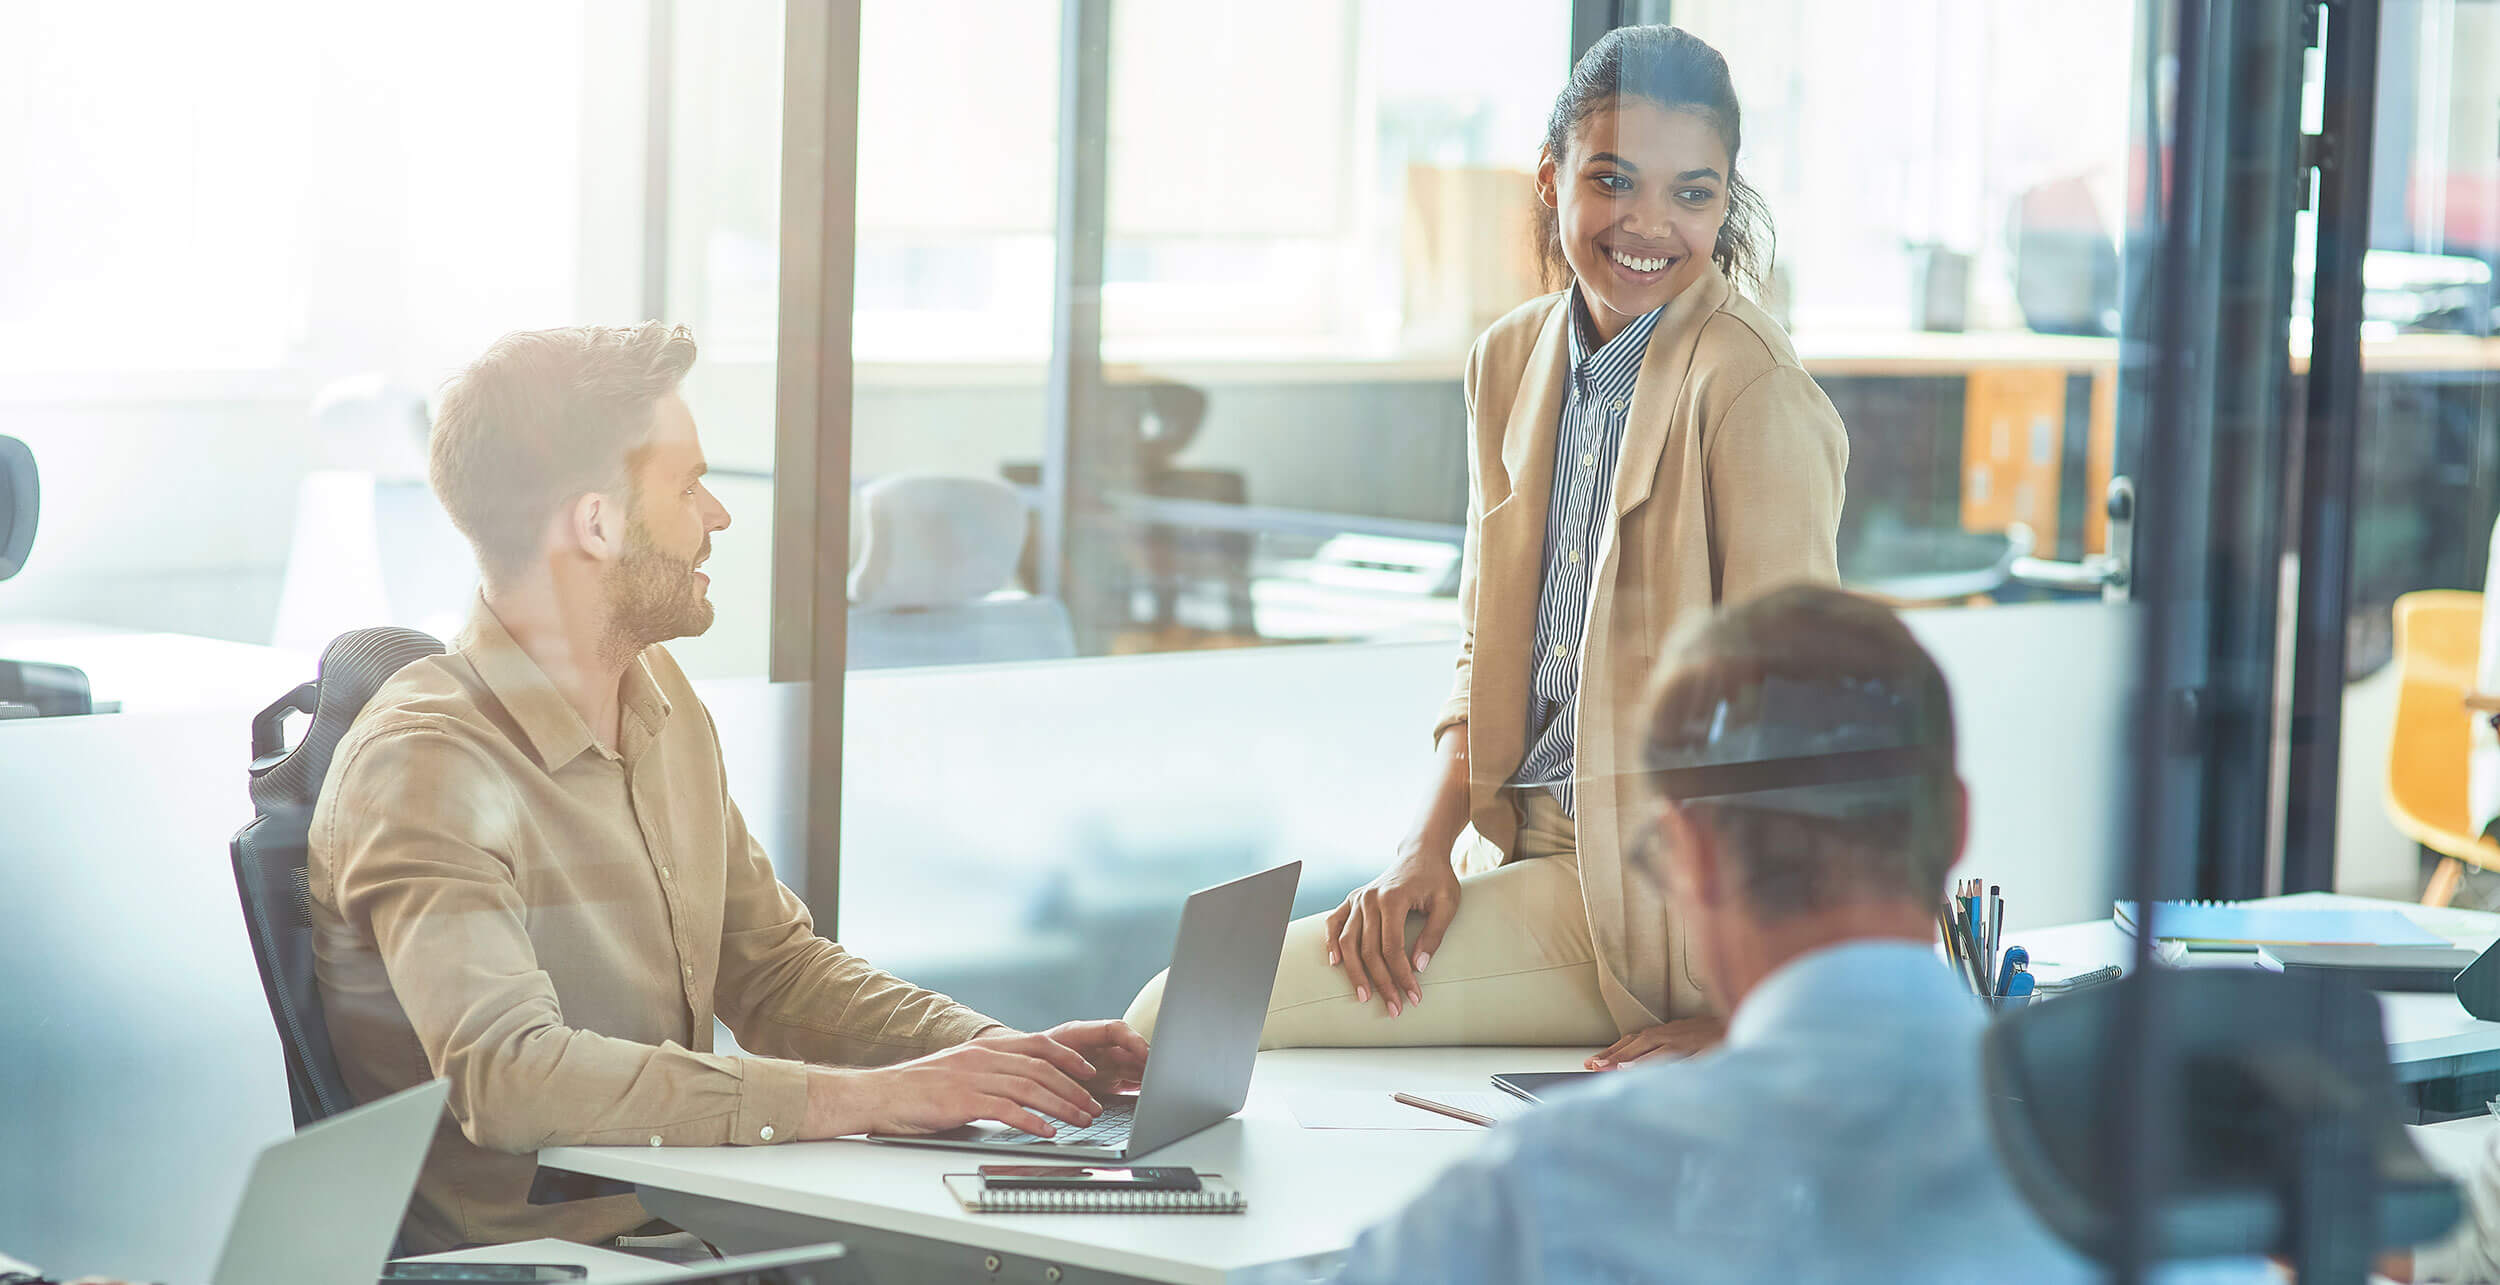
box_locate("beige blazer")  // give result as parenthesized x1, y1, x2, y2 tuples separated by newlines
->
(1432, 264, 1848, 1032)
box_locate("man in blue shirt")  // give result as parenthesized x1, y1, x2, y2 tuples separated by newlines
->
(1291, 586, 2261, 1284)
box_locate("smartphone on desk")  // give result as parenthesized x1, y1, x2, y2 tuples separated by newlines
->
(977, 1164, 1201, 1191)
(379, 1264, 589, 1282)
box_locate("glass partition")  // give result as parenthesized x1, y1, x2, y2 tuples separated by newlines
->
(0, 1, 781, 686)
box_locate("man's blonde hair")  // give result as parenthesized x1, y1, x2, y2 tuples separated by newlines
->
(429, 323, 697, 581)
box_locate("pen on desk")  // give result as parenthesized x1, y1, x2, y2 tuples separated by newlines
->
(1962, 884, 1987, 995)
(1988, 885, 2004, 991)
(1392, 1092, 1499, 1128)
(1942, 901, 1968, 994)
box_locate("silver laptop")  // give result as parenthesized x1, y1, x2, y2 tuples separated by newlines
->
(871, 861, 1300, 1161)
(209, 1078, 448, 1285)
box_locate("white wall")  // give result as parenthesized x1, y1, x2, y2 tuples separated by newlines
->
(2339, 663, 2423, 900)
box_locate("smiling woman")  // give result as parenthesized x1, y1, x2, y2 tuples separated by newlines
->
(1123, 24, 1850, 1060)
(1532, 25, 1775, 322)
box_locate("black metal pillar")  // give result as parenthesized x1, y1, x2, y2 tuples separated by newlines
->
(2104, 0, 2210, 1271)
(2106, 0, 2322, 1276)
(2282, 0, 2383, 893)
(1569, 0, 1618, 63)
(1569, 0, 1672, 65)
(2191, 0, 2313, 900)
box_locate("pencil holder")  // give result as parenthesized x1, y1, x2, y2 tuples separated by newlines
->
(1986, 992, 2035, 1016)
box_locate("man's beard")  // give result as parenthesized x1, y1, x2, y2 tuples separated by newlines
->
(602, 516, 713, 664)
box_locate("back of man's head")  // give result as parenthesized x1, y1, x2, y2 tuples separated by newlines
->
(429, 323, 697, 584)
(1637, 584, 1960, 918)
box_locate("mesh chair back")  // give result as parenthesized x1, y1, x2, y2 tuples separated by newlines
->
(230, 627, 445, 1127)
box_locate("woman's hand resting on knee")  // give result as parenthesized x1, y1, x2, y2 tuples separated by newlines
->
(1325, 839, 1462, 1017)
(1329, 722, 1474, 1016)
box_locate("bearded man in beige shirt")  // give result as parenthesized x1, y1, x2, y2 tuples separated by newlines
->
(308, 323, 1146, 1253)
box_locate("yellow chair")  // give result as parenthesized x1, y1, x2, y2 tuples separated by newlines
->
(2386, 589, 2500, 906)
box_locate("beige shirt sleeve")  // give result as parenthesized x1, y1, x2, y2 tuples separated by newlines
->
(1436, 330, 1493, 745)
(712, 788, 999, 1066)
(1705, 365, 1848, 604)
(328, 726, 814, 1153)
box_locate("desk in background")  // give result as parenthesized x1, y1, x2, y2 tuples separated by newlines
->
(0, 619, 315, 715)
(2018, 892, 2500, 1110)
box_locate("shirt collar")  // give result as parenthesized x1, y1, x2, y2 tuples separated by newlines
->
(1724, 938, 1973, 1049)
(1566, 287, 1668, 394)
(458, 597, 673, 770)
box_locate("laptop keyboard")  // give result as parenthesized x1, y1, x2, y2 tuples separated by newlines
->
(992, 1099, 1136, 1148)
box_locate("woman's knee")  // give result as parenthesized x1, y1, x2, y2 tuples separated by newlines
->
(1122, 968, 1170, 1042)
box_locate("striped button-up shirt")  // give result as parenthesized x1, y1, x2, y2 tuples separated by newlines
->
(1510, 296, 1667, 815)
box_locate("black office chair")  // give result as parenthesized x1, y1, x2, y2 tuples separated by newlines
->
(1983, 969, 2462, 1282)
(231, 626, 635, 1212)
(231, 627, 446, 1128)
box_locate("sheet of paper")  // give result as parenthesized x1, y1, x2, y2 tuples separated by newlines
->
(1287, 1088, 1482, 1130)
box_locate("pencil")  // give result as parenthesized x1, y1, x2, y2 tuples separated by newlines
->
(1392, 1092, 1500, 1128)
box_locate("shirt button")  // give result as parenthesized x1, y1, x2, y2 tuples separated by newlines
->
(683, 964, 695, 978)
(760, 1124, 776, 1142)
(660, 867, 673, 880)
(1581, 452, 1596, 469)
(649, 1135, 664, 1147)
(1551, 643, 1567, 660)
(1567, 548, 1582, 564)
(1611, 398, 1627, 412)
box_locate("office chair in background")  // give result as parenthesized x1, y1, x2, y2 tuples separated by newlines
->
(0, 434, 93, 719)
(847, 474, 1076, 669)
(1002, 381, 1259, 642)
(2385, 590, 2500, 907)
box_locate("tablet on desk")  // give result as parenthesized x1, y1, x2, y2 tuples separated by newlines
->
(1491, 1071, 1603, 1104)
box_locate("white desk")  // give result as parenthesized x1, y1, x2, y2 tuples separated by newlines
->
(540, 894, 2500, 1284)
(0, 619, 315, 715)
(2012, 892, 2500, 1086)
(543, 1047, 1591, 1285)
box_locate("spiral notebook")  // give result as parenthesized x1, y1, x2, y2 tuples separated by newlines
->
(2112, 900, 2446, 950)
(942, 1173, 1247, 1214)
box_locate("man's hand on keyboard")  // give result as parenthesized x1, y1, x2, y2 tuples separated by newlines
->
(802, 1038, 1105, 1140)
(1025, 1019, 1151, 1095)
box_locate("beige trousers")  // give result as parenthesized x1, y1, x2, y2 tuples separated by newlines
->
(1122, 792, 1618, 1049)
